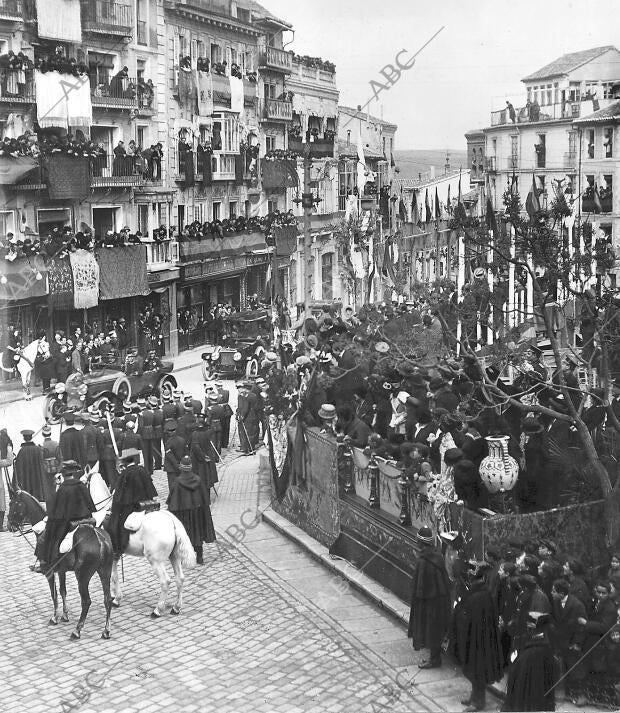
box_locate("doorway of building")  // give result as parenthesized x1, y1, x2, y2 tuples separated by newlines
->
(92, 207, 120, 240)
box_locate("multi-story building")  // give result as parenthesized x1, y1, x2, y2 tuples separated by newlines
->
(574, 100, 620, 283)
(0, 0, 169, 348)
(483, 45, 620, 215)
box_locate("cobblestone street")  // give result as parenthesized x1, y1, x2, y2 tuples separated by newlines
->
(1, 409, 465, 713)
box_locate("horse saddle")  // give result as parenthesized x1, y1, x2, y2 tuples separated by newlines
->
(59, 518, 96, 554)
(123, 501, 159, 532)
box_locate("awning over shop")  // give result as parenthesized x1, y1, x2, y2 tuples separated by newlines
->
(0, 255, 48, 302)
(179, 232, 267, 261)
(96, 245, 150, 300)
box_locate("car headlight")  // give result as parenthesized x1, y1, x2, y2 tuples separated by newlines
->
(233, 352, 242, 362)
(211, 354, 219, 361)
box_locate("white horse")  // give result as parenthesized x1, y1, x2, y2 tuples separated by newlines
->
(112, 509, 196, 617)
(0, 338, 38, 400)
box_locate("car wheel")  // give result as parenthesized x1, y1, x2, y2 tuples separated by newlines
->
(112, 375, 131, 402)
(246, 358, 259, 379)
(201, 362, 213, 381)
(44, 397, 65, 425)
(92, 396, 110, 415)
(158, 374, 177, 398)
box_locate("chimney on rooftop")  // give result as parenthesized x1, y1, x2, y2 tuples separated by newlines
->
(357, 105, 362, 111)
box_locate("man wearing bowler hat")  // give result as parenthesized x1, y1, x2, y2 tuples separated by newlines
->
(59, 411, 87, 468)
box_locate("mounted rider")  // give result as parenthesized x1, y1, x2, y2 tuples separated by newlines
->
(106, 448, 158, 557)
(32, 460, 96, 574)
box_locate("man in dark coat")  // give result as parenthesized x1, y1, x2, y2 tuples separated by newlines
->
(81, 410, 103, 468)
(189, 414, 218, 492)
(164, 420, 186, 491)
(13, 429, 52, 504)
(175, 400, 197, 446)
(34, 460, 95, 573)
(205, 393, 225, 454)
(162, 392, 178, 426)
(336, 404, 371, 448)
(217, 384, 233, 449)
(106, 449, 157, 556)
(58, 412, 87, 467)
(518, 417, 549, 512)
(550, 578, 586, 701)
(504, 612, 555, 712)
(453, 561, 503, 711)
(237, 382, 260, 453)
(151, 397, 164, 471)
(407, 526, 452, 669)
(167, 456, 215, 565)
(138, 397, 156, 475)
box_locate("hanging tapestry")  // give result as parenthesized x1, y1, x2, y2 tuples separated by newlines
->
(46, 155, 90, 200)
(47, 256, 74, 310)
(69, 249, 99, 309)
(96, 245, 149, 300)
(196, 70, 214, 117)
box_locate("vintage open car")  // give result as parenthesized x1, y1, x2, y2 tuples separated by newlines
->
(43, 357, 176, 423)
(201, 309, 270, 380)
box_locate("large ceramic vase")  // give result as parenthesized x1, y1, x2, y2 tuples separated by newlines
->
(479, 436, 519, 494)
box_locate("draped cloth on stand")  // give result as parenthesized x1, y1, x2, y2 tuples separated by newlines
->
(36, 0, 81, 43)
(69, 249, 99, 309)
(196, 71, 214, 116)
(229, 75, 244, 113)
(47, 257, 74, 310)
(178, 69, 197, 113)
(68, 75, 93, 127)
(96, 245, 149, 300)
(46, 155, 90, 200)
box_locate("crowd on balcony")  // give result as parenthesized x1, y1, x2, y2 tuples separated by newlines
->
(34, 48, 89, 76)
(180, 55, 256, 83)
(0, 51, 33, 97)
(0, 224, 148, 264)
(291, 53, 336, 73)
(176, 209, 297, 242)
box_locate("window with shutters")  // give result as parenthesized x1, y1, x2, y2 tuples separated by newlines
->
(211, 43, 221, 64)
(212, 113, 239, 153)
(212, 201, 221, 221)
(321, 253, 333, 300)
(137, 204, 149, 235)
(229, 201, 237, 218)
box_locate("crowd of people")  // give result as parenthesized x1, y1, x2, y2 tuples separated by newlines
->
(1, 306, 165, 390)
(409, 527, 620, 710)
(6, 381, 238, 568)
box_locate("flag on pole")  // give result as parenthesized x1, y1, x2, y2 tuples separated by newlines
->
(446, 183, 452, 214)
(357, 127, 367, 194)
(425, 189, 432, 223)
(435, 187, 441, 222)
(411, 189, 420, 225)
(525, 174, 541, 220)
(398, 186, 407, 221)
(593, 184, 603, 213)
(486, 196, 498, 235)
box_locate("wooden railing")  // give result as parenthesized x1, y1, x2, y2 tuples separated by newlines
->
(261, 46, 293, 72)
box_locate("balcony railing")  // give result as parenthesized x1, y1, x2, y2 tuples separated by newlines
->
(490, 98, 616, 127)
(0, 69, 35, 103)
(263, 98, 293, 121)
(91, 76, 137, 108)
(0, 0, 22, 19)
(81, 0, 133, 35)
(91, 154, 161, 186)
(484, 156, 496, 172)
(260, 46, 293, 73)
(137, 82, 156, 115)
(508, 154, 519, 171)
(146, 239, 177, 267)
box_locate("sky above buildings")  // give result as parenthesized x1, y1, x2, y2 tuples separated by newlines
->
(264, 0, 618, 151)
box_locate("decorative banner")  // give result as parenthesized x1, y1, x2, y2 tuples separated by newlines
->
(47, 256, 74, 310)
(0, 256, 48, 302)
(46, 155, 90, 200)
(36, 0, 81, 43)
(96, 245, 149, 300)
(261, 160, 298, 189)
(196, 70, 214, 117)
(69, 249, 99, 309)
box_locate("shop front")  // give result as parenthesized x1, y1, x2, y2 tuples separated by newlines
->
(177, 254, 270, 352)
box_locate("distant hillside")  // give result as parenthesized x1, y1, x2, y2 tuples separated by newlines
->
(393, 150, 468, 181)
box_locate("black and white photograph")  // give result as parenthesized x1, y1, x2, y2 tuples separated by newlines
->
(1, 0, 620, 711)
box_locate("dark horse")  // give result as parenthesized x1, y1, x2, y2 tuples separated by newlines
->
(7, 488, 114, 640)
